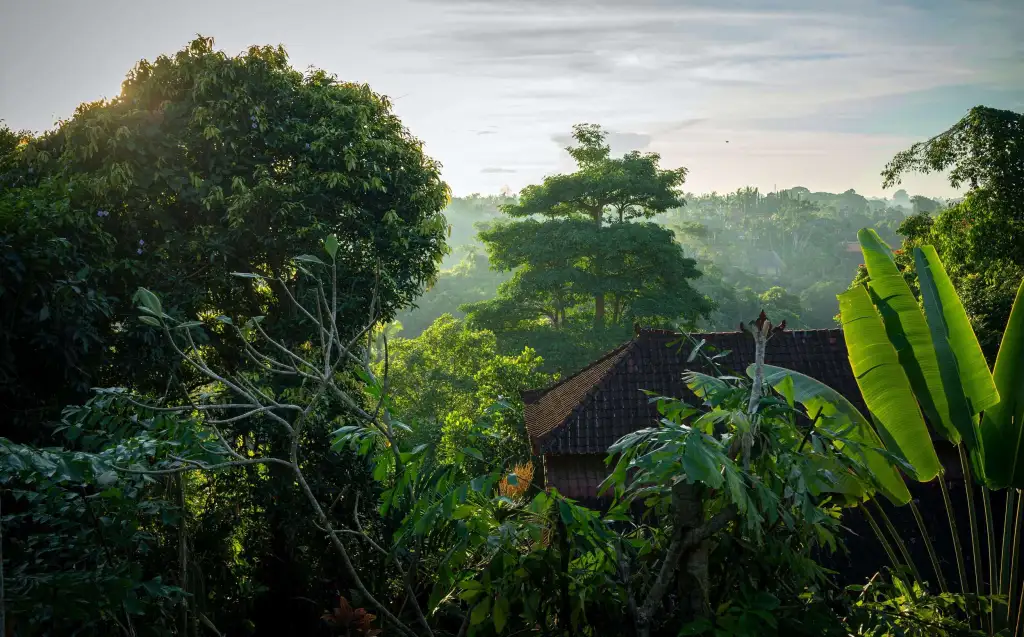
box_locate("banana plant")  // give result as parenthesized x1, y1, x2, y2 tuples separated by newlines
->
(754, 228, 1024, 636)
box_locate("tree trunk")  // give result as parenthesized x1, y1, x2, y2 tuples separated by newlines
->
(635, 482, 704, 637)
(672, 482, 707, 620)
(593, 207, 605, 329)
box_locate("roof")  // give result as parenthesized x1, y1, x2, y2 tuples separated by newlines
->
(524, 326, 862, 455)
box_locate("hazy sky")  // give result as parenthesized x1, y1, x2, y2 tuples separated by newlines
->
(2, 0, 1022, 198)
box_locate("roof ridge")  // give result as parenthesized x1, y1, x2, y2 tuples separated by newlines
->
(636, 327, 843, 337)
(522, 337, 638, 404)
(535, 343, 640, 449)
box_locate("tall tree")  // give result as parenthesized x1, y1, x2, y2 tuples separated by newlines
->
(881, 106, 1023, 356)
(0, 37, 450, 434)
(480, 123, 709, 329)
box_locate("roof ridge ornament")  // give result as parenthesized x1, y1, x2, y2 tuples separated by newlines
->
(739, 309, 786, 341)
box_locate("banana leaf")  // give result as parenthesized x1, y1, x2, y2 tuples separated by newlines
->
(915, 246, 1000, 415)
(981, 278, 1024, 489)
(754, 364, 911, 505)
(858, 228, 959, 444)
(914, 246, 999, 477)
(839, 285, 941, 482)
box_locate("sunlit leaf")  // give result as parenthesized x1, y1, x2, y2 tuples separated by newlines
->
(755, 364, 911, 504)
(982, 278, 1024, 488)
(324, 234, 339, 260)
(839, 286, 940, 483)
(915, 245, 999, 416)
(858, 228, 959, 443)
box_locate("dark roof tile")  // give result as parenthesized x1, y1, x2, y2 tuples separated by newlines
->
(524, 326, 863, 455)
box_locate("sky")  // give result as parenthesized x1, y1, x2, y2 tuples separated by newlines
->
(1, 0, 1022, 199)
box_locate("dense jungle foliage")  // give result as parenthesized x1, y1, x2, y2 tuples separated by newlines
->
(2, 37, 1023, 637)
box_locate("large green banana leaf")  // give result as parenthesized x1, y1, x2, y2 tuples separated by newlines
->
(839, 285, 941, 482)
(981, 278, 1024, 489)
(857, 229, 960, 444)
(914, 246, 999, 479)
(914, 246, 1000, 416)
(754, 364, 911, 505)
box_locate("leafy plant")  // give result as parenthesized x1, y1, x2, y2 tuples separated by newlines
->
(782, 226, 1024, 635)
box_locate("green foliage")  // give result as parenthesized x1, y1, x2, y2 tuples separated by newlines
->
(0, 36, 449, 436)
(381, 314, 552, 464)
(758, 365, 911, 504)
(880, 106, 1024, 360)
(836, 226, 1024, 635)
(838, 285, 941, 483)
(843, 575, 991, 637)
(507, 123, 688, 225)
(0, 170, 117, 432)
(982, 279, 1024, 489)
(0, 398, 196, 635)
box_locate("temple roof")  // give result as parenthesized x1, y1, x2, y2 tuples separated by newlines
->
(523, 326, 861, 455)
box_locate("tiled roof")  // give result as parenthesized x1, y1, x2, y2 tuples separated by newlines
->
(524, 326, 862, 455)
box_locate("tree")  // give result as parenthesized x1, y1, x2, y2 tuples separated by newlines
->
(0, 36, 449, 436)
(881, 106, 1024, 357)
(495, 124, 707, 327)
(911, 194, 941, 214)
(381, 314, 551, 463)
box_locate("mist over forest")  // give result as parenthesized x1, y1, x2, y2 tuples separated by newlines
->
(396, 184, 946, 374)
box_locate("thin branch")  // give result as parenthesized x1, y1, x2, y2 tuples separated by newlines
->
(112, 456, 293, 476)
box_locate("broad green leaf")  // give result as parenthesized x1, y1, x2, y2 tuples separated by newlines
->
(293, 254, 325, 265)
(858, 229, 959, 443)
(324, 234, 339, 260)
(470, 597, 490, 626)
(230, 271, 263, 279)
(981, 278, 1024, 489)
(840, 286, 940, 482)
(139, 315, 161, 327)
(493, 596, 509, 633)
(134, 287, 162, 316)
(915, 245, 999, 417)
(754, 363, 911, 504)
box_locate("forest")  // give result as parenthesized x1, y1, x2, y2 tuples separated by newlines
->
(2, 37, 1024, 637)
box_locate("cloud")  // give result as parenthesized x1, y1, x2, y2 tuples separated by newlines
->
(481, 167, 518, 174)
(397, 0, 1022, 118)
(551, 130, 653, 154)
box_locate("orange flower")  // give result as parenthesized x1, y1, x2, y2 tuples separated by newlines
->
(322, 596, 382, 635)
(499, 462, 534, 499)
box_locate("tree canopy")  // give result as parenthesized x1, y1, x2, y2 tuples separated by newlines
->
(0, 37, 449, 435)
(877, 106, 1024, 357)
(494, 124, 704, 327)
